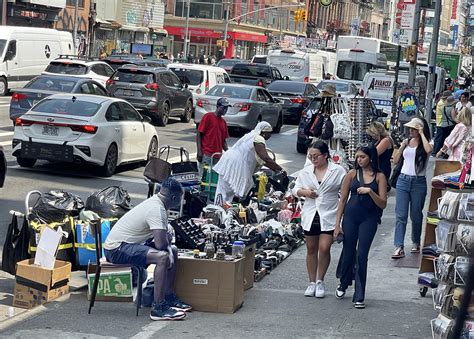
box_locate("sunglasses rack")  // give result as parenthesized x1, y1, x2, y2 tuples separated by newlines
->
(347, 99, 372, 161)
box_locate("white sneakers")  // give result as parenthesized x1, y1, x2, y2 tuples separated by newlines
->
(304, 280, 325, 298)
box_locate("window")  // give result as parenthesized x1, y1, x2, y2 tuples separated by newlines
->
(45, 62, 87, 75)
(114, 69, 154, 83)
(66, 0, 84, 8)
(91, 64, 107, 76)
(262, 90, 273, 103)
(5, 40, 16, 61)
(91, 82, 107, 96)
(104, 64, 115, 77)
(336, 61, 373, 82)
(170, 68, 204, 86)
(231, 64, 271, 78)
(33, 99, 100, 117)
(256, 90, 267, 102)
(224, 73, 231, 83)
(80, 83, 92, 94)
(27, 77, 76, 92)
(160, 73, 173, 87)
(105, 103, 124, 121)
(120, 103, 141, 121)
(169, 72, 183, 87)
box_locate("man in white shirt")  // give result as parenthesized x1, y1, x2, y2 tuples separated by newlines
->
(104, 178, 191, 321)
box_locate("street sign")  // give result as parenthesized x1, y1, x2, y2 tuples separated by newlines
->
(151, 33, 158, 40)
(400, 4, 415, 30)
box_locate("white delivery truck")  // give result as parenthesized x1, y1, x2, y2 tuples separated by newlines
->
(267, 48, 328, 83)
(361, 69, 427, 118)
(316, 50, 337, 76)
(335, 49, 388, 88)
(0, 26, 74, 95)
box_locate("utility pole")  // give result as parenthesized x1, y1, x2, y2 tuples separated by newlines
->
(408, 0, 422, 85)
(223, 1, 230, 57)
(425, 0, 442, 127)
(183, 0, 191, 60)
(1, 0, 7, 25)
(73, 0, 79, 51)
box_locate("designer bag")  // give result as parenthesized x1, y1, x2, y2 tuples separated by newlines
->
(144, 146, 172, 183)
(171, 147, 200, 186)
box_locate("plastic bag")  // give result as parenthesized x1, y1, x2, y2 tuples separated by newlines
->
(2, 215, 30, 275)
(31, 190, 84, 223)
(85, 186, 132, 218)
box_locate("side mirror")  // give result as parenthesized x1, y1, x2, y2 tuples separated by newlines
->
(184, 83, 188, 89)
(283, 76, 290, 80)
(142, 115, 152, 123)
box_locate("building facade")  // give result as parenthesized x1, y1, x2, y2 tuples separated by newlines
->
(55, 0, 92, 55)
(4, 0, 66, 28)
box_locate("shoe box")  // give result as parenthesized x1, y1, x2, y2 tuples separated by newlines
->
(13, 259, 71, 309)
(174, 257, 244, 313)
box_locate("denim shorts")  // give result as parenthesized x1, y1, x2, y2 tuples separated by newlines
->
(104, 243, 152, 268)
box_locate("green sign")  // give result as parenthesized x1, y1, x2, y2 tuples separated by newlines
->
(88, 270, 132, 298)
(436, 53, 461, 79)
(151, 33, 158, 40)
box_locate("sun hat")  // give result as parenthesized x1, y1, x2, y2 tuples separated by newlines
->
(404, 117, 424, 130)
(321, 84, 336, 97)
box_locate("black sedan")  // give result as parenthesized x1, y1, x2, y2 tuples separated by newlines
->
(9, 75, 107, 122)
(267, 81, 319, 123)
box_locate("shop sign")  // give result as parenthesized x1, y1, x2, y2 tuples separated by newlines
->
(368, 78, 394, 92)
(398, 88, 419, 121)
(12, 8, 56, 21)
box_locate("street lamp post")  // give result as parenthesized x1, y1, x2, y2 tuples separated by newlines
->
(183, 0, 191, 59)
(223, 1, 230, 57)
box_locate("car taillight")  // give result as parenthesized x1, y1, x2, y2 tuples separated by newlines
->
(257, 79, 264, 87)
(197, 99, 209, 108)
(12, 92, 27, 103)
(205, 79, 209, 92)
(15, 118, 33, 126)
(304, 77, 309, 82)
(234, 103, 251, 112)
(145, 83, 159, 90)
(106, 79, 115, 86)
(290, 98, 305, 104)
(70, 124, 98, 134)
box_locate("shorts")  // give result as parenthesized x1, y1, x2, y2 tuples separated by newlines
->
(304, 213, 334, 237)
(104, 242, 153, 268)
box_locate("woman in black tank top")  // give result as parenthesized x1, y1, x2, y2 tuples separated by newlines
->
(333, 143, 388, 309)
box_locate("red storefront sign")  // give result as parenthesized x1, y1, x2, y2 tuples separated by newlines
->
(451, 0, 458, 20)
(231, 32, 267, 43)
(164, 26, 222, 39)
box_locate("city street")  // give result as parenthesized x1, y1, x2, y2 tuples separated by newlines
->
(0, 97, 436, 338)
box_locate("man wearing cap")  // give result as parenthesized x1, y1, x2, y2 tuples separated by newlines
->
(196, 97, 230, 171)
(433, 92, 457, 156)
(104, 178, 191, 321)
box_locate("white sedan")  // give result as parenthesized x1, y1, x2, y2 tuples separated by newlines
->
(12, 94, 159, 176)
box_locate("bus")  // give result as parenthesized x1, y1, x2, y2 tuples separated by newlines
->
(336, 36, 404, 64)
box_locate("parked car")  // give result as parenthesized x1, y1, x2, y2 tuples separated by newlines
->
(229, 63, 284, 87)
(104, 57, 169, 70)
(316, 80, 359, 98)
(216, 58, 250, 72)
(106, 66, 193, 126)
(43, 56, 115, 87)
(12, 94, 159, 176)
(267, 80, 319, 123)
(251, 55, 267, 64)
(0, 145, 6, 188)
(194, 83, 283, 133)
(10, 75, 107, 122)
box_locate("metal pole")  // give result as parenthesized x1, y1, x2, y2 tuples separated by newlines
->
(1, 0, 7, 26)
(391, 45, 402, 124)
(223, 1, 230, 57)
(183, 0, 191, 59)
(408, 0, 422, 85)
(73, 0, 79, 50)
(425, 0, 442, 128)
(279, 0, 283, 42)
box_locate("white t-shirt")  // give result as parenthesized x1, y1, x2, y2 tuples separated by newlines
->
(401, 146, 427, 176)
(104, 195, 168, 250)
(455, 101, 472, 112)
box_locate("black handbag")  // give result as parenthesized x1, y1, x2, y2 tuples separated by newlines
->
(144, 146, 172, 183)
(389, 156, 404, 189)
(2, 215, 30, 275)
(171, 148, 200, 186)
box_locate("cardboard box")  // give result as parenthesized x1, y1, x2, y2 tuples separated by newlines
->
(244, 244, 256, 290)
(175, 257, 244, 313)
(87, 264, 133, 302)
(13, 259, 71, 309)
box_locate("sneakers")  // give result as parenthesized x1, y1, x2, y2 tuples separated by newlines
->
(150, 300, 186, 321)
(411, 244, 421, 253)
(392, 247, 405, 259)
(315, 280, 325, 298)
(304, 282, 316, 297)
(165, 293, 192, 312)
(354, 301, 366, 309)
(335, 285, 346, 299)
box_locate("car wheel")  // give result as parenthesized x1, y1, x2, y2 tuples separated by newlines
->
(157, 102, 170, 126)
(273, 113, 283, 133)
(147, 137, 158, 161)
(0, 77, 7, 96)
(101, 144, 118, 177)
(16, 157, 36, 168)
(180, 100, 192, 123)
(296, 142, 308, 154)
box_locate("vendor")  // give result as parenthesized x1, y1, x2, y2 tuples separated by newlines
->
(213, 121, 286, 205)
(104, 178, 191, 321)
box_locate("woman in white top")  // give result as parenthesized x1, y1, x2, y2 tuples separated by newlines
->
(392, 117, 432, 259)
(214, 121, 286, 204)
(294, 141, 346, 298)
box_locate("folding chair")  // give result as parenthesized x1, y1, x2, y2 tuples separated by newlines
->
(88, 220, 145, 316)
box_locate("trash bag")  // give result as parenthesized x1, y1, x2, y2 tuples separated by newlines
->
(31, 190, 84, 223)
(85, 186, 132, 218)
(2, 215, 30, 275)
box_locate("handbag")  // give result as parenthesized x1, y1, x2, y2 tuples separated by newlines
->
(143, 146, 172, 183)
(1, 215, 31, 275)
(389, 155, 404, 189)
(331, 113, 352, 140)
(321, 114, 334, 140)
(171, 147, 200, 186)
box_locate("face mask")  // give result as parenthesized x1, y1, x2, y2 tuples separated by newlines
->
(216, 106, 228, 117)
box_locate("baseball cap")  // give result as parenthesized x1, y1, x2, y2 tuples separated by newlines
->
(217, 97, 232, 108)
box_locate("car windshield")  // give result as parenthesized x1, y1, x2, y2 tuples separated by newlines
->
(217, 59, 243, 67)
(268, 82, 305, 93)
(317, 82, 349, 92)
(32, 98, 101, 117)
(336, 61, 373, 81)
(231, 64, 271, 77)
(253, 56, 267, 63)
(207, 85, 252, 99)
(113, 69, 155, 83)
(26, 77, 77, 92)
(306, 98, 322, 112)
(170, 68, 204, 85)
(45, 62, 88, 75)
(0, 39, 7, 56)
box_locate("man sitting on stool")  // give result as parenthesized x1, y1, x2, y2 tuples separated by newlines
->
(104, 178, 191, 321)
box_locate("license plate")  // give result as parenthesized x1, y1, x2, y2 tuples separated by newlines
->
(21, 142, 74, 162)
(42, 125, 59, 136)
(123, 90, 134, 96)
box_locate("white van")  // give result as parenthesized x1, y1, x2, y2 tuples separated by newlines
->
(267, 49, 328, 83)
(316, 50, 337, 76)
(167, 63, 230, 106)
(362, 70, 427, 118)
(0, 26, 74, 95)
(335, 49, 388, 88)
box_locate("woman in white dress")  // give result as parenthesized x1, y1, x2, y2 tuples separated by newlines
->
(214, 121, 286, 204)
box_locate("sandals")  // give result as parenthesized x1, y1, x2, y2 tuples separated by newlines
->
(411, 244, 421, 253)
(392, 247, 405, 259)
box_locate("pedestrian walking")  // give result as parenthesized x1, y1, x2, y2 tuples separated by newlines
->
(334, 143, 387, 309)
(436, 107, 472, 161)
(196, 97, 231, 171)
(366, 122, 394, 191)
(294, 141, 346, 298)
(392, 117, 432, 259)
(455, 91, 471, 114)
(213, 121, 286, 204)
(432, 92, 456, 156)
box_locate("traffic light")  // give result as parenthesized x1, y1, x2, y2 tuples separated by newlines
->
(294, 9, 302, 22)
(301, 10, 307, 21)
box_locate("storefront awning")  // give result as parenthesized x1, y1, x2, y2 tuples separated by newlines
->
(150, 28, 168, 36)
(119, 25, 149, 32)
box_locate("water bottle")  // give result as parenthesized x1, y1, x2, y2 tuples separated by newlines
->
(232, 241, 245, 259)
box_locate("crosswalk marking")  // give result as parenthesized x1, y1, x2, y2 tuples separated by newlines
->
(0, 131, 13, 137)
(0, 141, 11, 146)
(281, 127, 298, 136)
